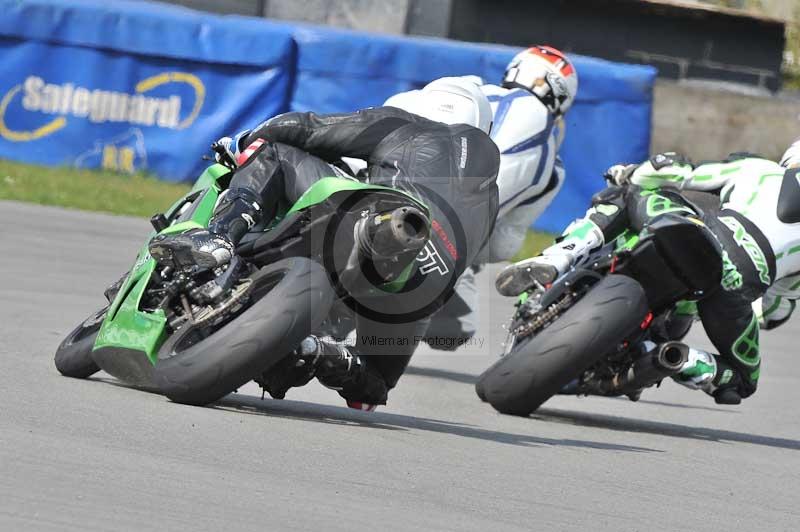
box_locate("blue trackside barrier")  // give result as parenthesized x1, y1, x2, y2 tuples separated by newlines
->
(0, 0, 657, 232)
(0, 0, 296, 181)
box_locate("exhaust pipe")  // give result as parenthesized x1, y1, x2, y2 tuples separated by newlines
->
(344, 206, 431, 285)
(600, 341, 690, 395)
(358, 206, 430, 260)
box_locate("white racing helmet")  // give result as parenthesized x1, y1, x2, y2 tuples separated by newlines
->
(503, 45, 578, 116)
(780, 137, 800, 168)
(385, 77, 493, 134)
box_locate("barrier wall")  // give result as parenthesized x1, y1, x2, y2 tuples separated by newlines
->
(0, 0, 296, 181)
(0, 0, 657, 232)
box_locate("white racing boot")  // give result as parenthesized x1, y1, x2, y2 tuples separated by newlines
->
(495, 219, 604, 297)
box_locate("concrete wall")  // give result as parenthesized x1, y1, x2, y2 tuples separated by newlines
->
(447, 0, 786, 91)
(689, 0, 797, 22)
(651, 80, 800, 161)
(264, 0, 410, 34)
(151, 0, 263, 16)
(141, 0, 414, 34)
(406, 0, 453, 37)
(759, 0, 799, 22)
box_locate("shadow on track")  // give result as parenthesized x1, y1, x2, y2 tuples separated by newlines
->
(88, 375, 655, 452)
(405, 368, 737, 415)
(621, 398, 735, 413)
(405, 366, 477, 384)
(534, 408, 800, 451)
(89, 376, 161, 395)
(213, 393, 662, 453)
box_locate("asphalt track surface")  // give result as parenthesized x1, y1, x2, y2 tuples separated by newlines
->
(2, 200, 800, 531)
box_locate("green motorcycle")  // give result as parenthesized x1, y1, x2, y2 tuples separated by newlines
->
(477, 213, 723, 416)
(54, 162, 431, 406)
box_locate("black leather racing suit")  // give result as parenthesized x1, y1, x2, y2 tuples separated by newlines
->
(231, 106, 500, 403)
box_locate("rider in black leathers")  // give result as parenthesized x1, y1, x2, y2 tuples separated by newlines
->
(150, 104, 500, 409)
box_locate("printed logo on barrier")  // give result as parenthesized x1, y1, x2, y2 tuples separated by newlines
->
(0, 72, 205, 142)
(74, 128, 148, 174)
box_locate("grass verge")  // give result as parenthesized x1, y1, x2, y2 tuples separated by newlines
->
(512, 229, 555, 262)
(0, 159, 190, 218)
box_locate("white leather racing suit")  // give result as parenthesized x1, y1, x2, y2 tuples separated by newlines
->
(476, 83, 565, 262)
(424, 80, 565, 346)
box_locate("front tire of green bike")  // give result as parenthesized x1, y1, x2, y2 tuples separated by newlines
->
(153, 257, 334, 406)
(54, 307, 107, 379)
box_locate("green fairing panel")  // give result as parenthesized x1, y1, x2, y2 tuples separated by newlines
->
(94, 165, 227, 364)
(287, 177, 428, 215)
(94, 261, 167, 363)
(189, 163, 229, 194)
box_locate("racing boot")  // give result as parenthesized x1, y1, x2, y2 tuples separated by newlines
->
(257, 337, 321, 400)
(257, 335, 369, 401)
(673, 348, 747, 405)
(707, 358, 756, 405)
(496, 219, 604, 297)
(300, 335, 387, 410)
(149, 190, 262, 270)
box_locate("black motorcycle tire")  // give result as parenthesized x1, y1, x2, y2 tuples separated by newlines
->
(153, 257, 334, 406)
(477, 274, 648, 416)
(54, 307, 107, 379)
(475, 379, 488, 402)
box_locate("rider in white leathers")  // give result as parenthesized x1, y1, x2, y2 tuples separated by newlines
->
(386, 46, 579, 348)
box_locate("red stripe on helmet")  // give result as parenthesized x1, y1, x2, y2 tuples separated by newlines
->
(528, 47, 560, 65)
(539, 45, 567, 57)
(530, 46, 574, 77)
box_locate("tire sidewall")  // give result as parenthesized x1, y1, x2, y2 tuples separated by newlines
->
(54, 307, 107, 379)
(153, 257, 334, 406)
(479, 274, 649, 415)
